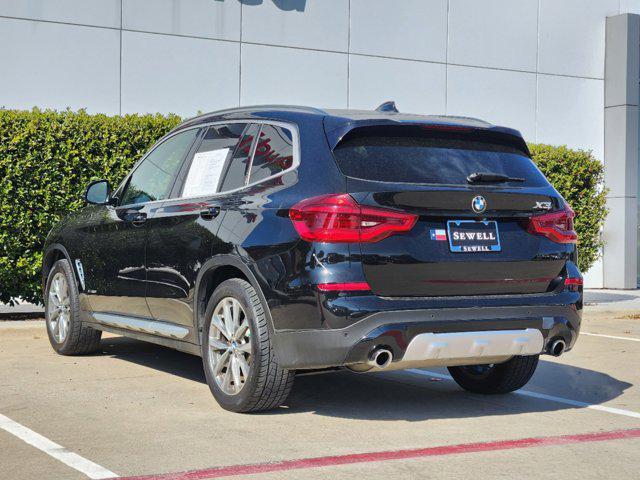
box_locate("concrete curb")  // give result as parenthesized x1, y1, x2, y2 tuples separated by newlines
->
(0, 302, 44, 321)
(0, 312, 45, 321)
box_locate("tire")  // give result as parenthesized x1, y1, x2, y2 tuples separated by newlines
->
(201, 278, 294, 413)
(44, 259, 102, 355)
(447, 355, 539, 394)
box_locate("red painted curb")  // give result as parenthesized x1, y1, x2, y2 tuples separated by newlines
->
(113, 428, 640, 480)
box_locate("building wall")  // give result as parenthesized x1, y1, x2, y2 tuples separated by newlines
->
(604, 14, 639, 289)
(1, 0, 639, 286)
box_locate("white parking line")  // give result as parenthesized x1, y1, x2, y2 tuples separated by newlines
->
(581, 332, 640, 342)
(406, 369, 640, 420)
(0, 413, 117, 479)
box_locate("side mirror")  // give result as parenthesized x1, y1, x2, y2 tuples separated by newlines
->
(85, 180, 111, 205)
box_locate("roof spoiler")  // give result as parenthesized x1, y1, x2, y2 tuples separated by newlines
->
(375, 101, 398, 113)
(324, 119, 530, 156)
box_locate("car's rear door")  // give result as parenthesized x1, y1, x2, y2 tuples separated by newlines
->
(144, 122, 258, 339)
(332, 125, 573, 297)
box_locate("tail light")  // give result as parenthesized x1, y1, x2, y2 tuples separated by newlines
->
(289, 194, 417, 243)
(564, 276, 583, 292)
(526, 205, 577, 244)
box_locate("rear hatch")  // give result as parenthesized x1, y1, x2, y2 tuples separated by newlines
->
(331, 124, 573, 297)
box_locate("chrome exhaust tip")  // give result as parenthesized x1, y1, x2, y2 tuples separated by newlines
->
(367, 348, 393, 369)
(549, 339, 566, 357)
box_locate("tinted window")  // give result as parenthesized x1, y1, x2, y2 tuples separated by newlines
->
(181, 123, 247, 197)
(332, 126, 547, 187)
(248, 125, 294, 183)
(219, 124, 259, 192)
(121, 129, 198, 205)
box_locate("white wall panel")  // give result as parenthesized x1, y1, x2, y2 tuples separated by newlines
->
(242, 0, 348, 52)
(122, 0, 241, 41)
(350, 0, 447, 62)
(605, 106, 639, 198)
(538, 0, 619, 78)
(584, 258, 603, 288)
(620, 0, 640, 14)
(0, 0, 121, 28)
(0, 18, 119, 113)
(349, 55, 445, 115)
(447, 65, 537, 140)
(121, 31, 239, 117)
(448, 0, 538, 71)
(536, 75, 604, 160)
(603, 197, 637, 288)
(241, 44, 347, 108)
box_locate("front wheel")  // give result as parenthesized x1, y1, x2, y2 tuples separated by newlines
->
(202, 278, 294, 413)
(447, 355, 539, 394)
(44, 259, 101, 355)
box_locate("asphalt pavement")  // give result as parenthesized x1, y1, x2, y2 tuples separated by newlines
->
(0, 303, 639, 479)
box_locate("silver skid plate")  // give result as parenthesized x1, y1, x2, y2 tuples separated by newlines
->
(402, 329, 544, 362)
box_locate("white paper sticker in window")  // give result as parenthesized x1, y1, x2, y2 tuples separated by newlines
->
(182, 148, 230, 197)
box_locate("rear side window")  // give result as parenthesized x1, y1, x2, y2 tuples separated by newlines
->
(332, 126, 547, 187)
(181, 123, 247, 197)
(248, 125, 294, 183)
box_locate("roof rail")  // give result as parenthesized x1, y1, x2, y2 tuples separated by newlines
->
(184, 104, 327, 122)
(375, 101, 399, 113)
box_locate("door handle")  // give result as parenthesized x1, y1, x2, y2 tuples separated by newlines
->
(130, 212, 147, 226)
(117, 206, 147, 226)
(200, 206, 221, 221)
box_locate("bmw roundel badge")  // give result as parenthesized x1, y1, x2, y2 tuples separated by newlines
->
(471, 195, 487, 213)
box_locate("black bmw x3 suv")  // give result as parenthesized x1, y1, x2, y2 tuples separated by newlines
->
(43, 104, 582, 412)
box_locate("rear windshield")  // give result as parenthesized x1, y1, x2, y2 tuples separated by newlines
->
(332, 126, 548, 187)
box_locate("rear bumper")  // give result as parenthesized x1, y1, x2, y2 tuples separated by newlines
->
(271, 302, 581, 370)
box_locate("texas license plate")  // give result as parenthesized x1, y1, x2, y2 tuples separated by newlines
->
(447, 220, 501, 253)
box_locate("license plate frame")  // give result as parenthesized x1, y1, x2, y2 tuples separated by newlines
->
(446, 220, 501, 253)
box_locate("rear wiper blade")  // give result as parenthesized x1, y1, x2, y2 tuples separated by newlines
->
(467, 172, 525, 183)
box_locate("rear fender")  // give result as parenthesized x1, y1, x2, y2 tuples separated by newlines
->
(194, 255, 275, 345)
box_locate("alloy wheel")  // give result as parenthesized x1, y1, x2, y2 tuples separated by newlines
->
(208, 297, 252, 395)
(48, 272, 71, 343)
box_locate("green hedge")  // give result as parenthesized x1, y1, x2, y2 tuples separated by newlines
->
(529, 143, 607, 274)
(0, 109, 607, 305)
(0, 109, 180, 305)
